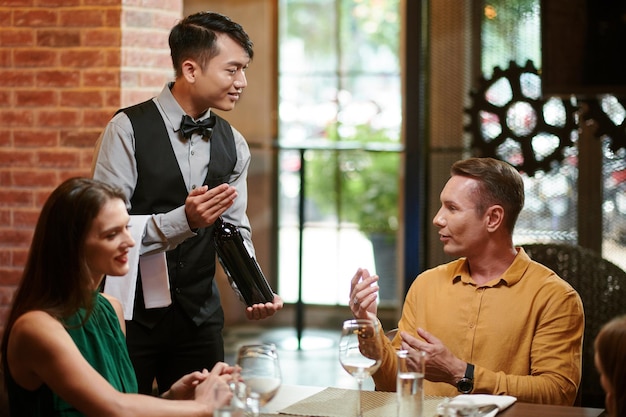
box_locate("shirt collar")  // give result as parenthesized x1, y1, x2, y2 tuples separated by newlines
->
(451, 247, 530, 287)
(156, 82, 213, 135)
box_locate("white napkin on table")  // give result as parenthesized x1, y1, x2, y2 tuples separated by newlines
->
(103, 215, 171, 320)
(439, 394, 517, 417)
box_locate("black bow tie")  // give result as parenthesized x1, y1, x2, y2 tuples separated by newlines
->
(180, 114, 216, 140)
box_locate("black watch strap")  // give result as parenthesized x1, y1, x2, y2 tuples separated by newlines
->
(456, 363, 475, 393)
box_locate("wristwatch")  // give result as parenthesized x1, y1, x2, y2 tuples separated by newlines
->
(456, 363, 475, 394)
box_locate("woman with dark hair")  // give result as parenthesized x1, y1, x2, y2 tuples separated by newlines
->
(595, 315, 626, 417)
(1, 177, 234, 416)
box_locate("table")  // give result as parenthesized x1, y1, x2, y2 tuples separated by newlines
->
(261, 385, 607, 417)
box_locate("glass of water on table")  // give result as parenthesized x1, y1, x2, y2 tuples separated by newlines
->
(397, 349, 426, 417)
(236, 343, 282, 415)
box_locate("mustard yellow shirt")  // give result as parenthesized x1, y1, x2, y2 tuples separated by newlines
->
(374, 248, 584, 405)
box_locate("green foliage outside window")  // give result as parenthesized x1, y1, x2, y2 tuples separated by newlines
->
(305, 123, 400, 236)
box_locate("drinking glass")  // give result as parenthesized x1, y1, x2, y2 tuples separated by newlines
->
(236, 343, 282, 409)
(338, 318, 383, 417)
(397, 349, 425, 417)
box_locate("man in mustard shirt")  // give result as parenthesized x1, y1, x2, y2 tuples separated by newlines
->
(349, 157, 584, 405)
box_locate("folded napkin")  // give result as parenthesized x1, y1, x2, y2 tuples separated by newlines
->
(278, 387, 442, 417)
(437, 394, 517, 417)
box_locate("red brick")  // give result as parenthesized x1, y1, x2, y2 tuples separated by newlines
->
(59, 10, 104, 27)
(0, 149, 36, 168)
(0, 172, 11, 186)
(83, 108, 114, 128)
(38, 110, 80, 127)
(12, 171, 59, 188)
(12, 208, 41, 228)
(59, 168, 91, 182)
(38, 0, 79, 6)
(12, 248, 30, 267)
(0, 10, 10, 27)
(83, 70, 119, 88)
(0, 269, 23, 286)
(0, 50, 11, 67)
(34, 189, 53, 207)
(83, 28, 120, 47)
(0, 0, 35, 6)
(0, 91, 12, 107)
(0, 229, 35, 247)
(105, 50, 121, 67)
(1, 71, 35, 88)
(0, 29, 35, 46)
(13, 130, 59, 148)
(37, 29, 81, 47)
(0, 249, 9, 265)
(0, 209, 9, 226)
(79, 150, 95, 168)
(36, 70, 81, 88)
(0, 110, 35, 128)
(103, 8, 122, 27)
(60, 90, 104, 108)
(0, 189, 32, 207)
(14, 49, 58, 68)
(60, 129, 100, 147)
(60, 50, 106, 68)
(15, 90, 57, 107)
(36, 150, 80, 168)
(13, 10, 58, 28)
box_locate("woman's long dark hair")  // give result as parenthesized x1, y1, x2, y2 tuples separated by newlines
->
(1, 178, 126, 386)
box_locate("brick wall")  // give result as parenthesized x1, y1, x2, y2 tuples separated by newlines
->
(0, 0, 181, 329)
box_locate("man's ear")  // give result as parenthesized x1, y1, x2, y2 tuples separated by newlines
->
(181, 59, 199, 83)
(485, 205, 505, 232)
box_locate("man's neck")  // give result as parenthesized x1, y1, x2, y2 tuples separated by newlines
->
(467, 244, 518, 286)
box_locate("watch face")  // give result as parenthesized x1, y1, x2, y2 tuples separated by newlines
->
(457, 378, 473, 393)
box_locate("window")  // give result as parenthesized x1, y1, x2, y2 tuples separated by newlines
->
(477, 0, 626, 270)
(277, 0, 402, 305)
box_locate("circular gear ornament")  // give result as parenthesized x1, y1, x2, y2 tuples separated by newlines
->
(465, 60, 579, 176)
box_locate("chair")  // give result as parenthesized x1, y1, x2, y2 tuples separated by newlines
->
(523, 242, 626, 408)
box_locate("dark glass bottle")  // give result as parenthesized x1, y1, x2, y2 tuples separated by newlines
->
(213, 217, 275, 306)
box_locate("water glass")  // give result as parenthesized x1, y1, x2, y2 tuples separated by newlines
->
(214, 383, 245, 417)
(396, 349, 425, 417)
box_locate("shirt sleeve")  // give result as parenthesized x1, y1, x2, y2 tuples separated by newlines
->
(91, 112, 195, 256)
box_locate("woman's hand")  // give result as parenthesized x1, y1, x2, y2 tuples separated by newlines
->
(162, 362, 236, 401)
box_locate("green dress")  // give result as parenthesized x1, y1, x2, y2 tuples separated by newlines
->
(7, 294, 138, 416)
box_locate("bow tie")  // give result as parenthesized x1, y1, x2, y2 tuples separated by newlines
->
(180, 114, 216, 140)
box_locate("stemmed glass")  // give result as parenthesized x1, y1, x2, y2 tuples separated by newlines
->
(338, 318, 383, 417)
(236, 343, 282, 411)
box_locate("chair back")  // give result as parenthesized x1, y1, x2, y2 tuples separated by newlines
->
(523, 243, 626, 408)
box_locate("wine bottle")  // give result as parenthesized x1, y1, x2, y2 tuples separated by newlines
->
(213, 217, 275, 306)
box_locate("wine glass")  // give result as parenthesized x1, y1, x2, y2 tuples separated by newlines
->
(236, 343, 282, 409)
(338, 318, 383, 417)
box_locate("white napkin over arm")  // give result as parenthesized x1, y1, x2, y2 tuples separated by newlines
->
(103, 215, 171, 320)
